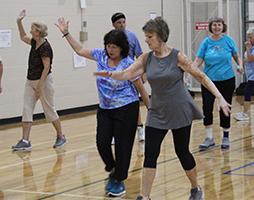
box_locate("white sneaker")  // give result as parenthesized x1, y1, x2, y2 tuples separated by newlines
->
(234, 112, 250, 121)
(137, 126, 145, 142)
(111, 137, 115, 145)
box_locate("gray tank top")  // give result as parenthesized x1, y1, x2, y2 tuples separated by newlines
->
(146, 49, 203, 130)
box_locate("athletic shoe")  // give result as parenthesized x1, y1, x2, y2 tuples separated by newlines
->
(105, 176, 115, 193)
(107, 180, 126, 197)
(234, 112, 250, 121)
(137, 126, 145, 142)
(188, 186, 203, 200)
(199, 137, 215, 151)
(53, 135, 66, 148)
(221, 137, 230, 149)
(105, 168, 115, 193)
(12, 139, 32, 151)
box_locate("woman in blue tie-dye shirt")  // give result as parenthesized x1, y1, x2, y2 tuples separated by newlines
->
(56, 17, 149, 197)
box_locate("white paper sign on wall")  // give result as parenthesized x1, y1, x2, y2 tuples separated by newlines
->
(80, 0, 86, 8)
(0, 29, 12, 48)
(73, 52, 87, 68)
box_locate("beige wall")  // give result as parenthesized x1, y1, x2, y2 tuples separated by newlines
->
(0, 0, 184, 119)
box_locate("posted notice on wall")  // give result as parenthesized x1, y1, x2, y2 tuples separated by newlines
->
(149, 11, 157, 19)
(0, 29, 11, 48)
(73, 52, 87, 68)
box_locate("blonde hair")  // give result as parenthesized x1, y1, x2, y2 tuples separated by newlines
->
(32, 22, 48, 38)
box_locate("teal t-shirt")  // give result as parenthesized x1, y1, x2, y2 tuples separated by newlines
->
(196, 35, 238, 81)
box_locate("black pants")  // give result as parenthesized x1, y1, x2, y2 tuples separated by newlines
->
(96, 101, 139, 182)
(244, 80, 254, 101)
(201, 77, 235, 129)
(144, 124, 196, 171)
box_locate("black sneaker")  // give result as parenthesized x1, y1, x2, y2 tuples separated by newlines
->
(53, 135, 66, 148)
(12, 139, 32, 151)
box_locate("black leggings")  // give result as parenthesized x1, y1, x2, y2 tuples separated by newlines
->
(96, 101, 139, 182)
(244, 80, 254, 101)
(144, 124, 196, 171)
(201, 77, 235, 128)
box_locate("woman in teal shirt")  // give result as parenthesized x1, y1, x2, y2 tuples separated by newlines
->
(194, 17, 243, 151)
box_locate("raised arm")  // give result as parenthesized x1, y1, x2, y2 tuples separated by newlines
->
(94, 53, 148, 80)
(177, 52, 231, 116)
(55, 17, 94, 60)
(16, 10, 31, 45)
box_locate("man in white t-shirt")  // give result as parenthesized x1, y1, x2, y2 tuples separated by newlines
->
(0, 56, 3, 93)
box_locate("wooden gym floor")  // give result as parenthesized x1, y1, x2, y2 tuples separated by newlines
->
(0, 96, 254, 200)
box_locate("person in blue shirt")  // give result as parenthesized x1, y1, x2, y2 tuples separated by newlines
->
(234, 27, 254, 121)
(55, 17, 149, 197)
(194, 17, 243, 151)
(111, 12, 146, 142)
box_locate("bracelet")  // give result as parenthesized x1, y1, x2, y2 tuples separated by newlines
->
(62, 32, 69, 38)
(236, 65, 240, 70)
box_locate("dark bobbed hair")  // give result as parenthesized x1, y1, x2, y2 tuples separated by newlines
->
(208, 17, 227, 33)
(104, 29, 129, 58)
(142, 17, 170, 43)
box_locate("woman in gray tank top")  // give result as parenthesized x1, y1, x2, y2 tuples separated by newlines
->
(95, 17, 231, 200)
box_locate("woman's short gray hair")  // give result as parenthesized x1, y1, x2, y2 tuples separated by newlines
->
(32, 22, 48, 38)
(247, 27, 254, 35)
(142, 17, 170, 43)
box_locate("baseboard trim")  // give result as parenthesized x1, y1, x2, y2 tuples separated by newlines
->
(0, 104, 99, 125)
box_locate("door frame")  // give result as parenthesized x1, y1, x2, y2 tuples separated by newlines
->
(184, 0, 225, 91)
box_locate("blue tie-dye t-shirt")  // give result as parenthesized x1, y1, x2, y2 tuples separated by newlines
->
(91, 48, 139, 109)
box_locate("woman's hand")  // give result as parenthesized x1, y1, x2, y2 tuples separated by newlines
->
(94, 71, 112, 77)
(236, 65, 244, 74)
(55, 17, 69, 35)
(35, 82, 43, 99)
(217, 96, 231, 116)
(17, 9, 26, 21)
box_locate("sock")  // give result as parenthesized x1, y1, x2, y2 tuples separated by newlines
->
(223, 131, 229, 138)
(223, 128, 230, 138)
(22, 139, 29, 143)
(206, 127, 213, 139)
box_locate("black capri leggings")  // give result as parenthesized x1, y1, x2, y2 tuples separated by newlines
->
(201, 77, 235, 128)
(144, 124, 196, 171)
(244, 80, 254, 101)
